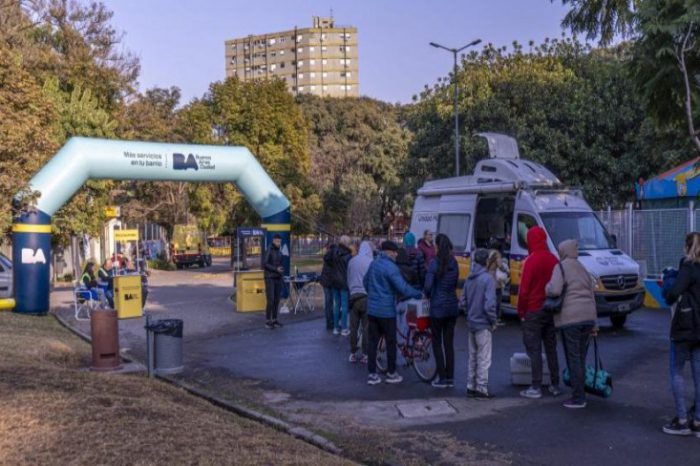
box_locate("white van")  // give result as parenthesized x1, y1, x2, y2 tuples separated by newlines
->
(409, 133, 645, 328)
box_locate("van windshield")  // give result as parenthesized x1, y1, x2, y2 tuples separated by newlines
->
(539, 212, 614, 251)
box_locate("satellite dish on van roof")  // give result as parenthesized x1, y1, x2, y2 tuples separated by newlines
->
(476, 133, 520, 159)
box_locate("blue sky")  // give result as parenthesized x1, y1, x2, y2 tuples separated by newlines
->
(103, 0, 571, 105)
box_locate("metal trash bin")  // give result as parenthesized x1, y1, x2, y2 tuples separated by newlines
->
(145, 319, 183, 375)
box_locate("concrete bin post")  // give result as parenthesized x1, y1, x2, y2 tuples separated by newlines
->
(90, 308, 122, 371)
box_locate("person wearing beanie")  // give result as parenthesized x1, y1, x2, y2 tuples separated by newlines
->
(363, 240, 423, 385)
(460, 248, 498, 399)
(401, 231, 426, 289)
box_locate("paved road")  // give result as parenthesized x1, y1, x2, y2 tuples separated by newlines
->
(53, 259, 700, 465)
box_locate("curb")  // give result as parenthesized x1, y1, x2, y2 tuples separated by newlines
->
(51, 311, 345, 457)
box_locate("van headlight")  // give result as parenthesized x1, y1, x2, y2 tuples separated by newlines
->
(590, 273, 601, 290)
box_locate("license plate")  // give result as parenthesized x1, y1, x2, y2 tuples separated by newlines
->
(617, 303, 631, 312)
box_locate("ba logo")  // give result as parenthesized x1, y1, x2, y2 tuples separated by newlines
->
(21, 248, 46, 265)
(124, 293, 138, 301)
(173, 153, 199, 171)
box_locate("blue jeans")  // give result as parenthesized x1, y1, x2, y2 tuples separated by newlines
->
(670, 341, 700, 421)
(332, 288, 349, 330)
(323, 287, 334, 330)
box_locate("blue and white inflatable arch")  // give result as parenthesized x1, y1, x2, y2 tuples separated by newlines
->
(13, 137, 291, 314)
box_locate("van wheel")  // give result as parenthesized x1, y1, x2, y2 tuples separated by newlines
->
(610, 315, 627, 328)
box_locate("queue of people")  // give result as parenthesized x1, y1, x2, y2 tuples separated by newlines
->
(261, 227, 700, 423)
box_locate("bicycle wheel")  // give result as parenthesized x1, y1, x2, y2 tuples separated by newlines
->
(375, 335, 388, 373)
(411, 330, 437, 382)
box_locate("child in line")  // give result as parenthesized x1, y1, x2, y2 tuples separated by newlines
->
(460, 248, 498, 399)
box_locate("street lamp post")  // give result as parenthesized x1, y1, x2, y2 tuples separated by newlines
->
(430, 39, 482, 177)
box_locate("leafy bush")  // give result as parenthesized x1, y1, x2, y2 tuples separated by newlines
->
(148, 258, 175, 271)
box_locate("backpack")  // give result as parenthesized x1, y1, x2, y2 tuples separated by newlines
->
(671, 290, 700, 342)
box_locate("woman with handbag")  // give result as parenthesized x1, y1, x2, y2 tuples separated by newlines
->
(545, 239, 597, 409)
(424, 234, 460, 389)
(661, 232, 700, 436)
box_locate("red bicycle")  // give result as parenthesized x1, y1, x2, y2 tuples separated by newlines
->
(375, 303, 437, 382)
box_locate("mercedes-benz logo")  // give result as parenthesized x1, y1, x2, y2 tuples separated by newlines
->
(617, 275, 626, 289)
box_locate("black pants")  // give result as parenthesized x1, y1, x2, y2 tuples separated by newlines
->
(368, 315, 397, 374)
(522, 311, 560, 388)
(561, 324, 594, 403)
(431, 316, 457, 381)
(265, 278, 282, 321)
(349, 294, 368, 354)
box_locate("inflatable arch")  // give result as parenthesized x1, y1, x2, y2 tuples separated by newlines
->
(13, 137, 291, 314)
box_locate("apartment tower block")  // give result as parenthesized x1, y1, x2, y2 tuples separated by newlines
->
(225, 16, 358, 98)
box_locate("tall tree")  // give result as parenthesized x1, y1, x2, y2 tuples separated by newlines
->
(633, 0, 700, 152)
(557, 0, 639, 45)
(299, 95, 410, 234)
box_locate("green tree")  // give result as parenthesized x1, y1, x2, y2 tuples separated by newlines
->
(298, 95, 410, 234)
(556, 0, 639, 45)
(407, 39, 686, 208)
(633, 0, 700, 152)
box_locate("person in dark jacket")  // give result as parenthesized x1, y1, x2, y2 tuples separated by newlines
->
(460, 248, 498, 399)
(364, 241, 423, 385)
(661, 232, 700, 436)
(320, 242, 336, 330)
(262, 234, 285, 329)
(402, 231, 426, 287)
(424, 233, 459, 388)
(418, 230, 437, 271)
(331, 235, 353, 335)
(518, 226, 561, 399)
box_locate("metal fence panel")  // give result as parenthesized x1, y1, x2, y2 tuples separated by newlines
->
(596, 210, 631, 255)
(632, 209, 688, 277)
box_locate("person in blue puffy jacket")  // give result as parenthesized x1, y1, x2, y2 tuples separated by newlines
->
(364, 240, 422, 386)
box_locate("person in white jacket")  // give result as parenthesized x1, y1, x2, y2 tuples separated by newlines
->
(346, 241, 374, 363)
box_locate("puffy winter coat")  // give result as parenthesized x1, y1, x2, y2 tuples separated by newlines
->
(545, 239, 596, 328)
(364, 253, 422, 318)
(424, 256, 460, 319)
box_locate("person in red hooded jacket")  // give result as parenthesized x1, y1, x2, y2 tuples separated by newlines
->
(518, 226, 561, 399)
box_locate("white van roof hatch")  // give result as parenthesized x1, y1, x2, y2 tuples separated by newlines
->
(416, 133, 562, 196)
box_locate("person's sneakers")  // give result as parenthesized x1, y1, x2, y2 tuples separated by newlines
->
(431, 378, 449, 388)
(691, 420, 700, 438)
(520, 386, 543, 399)
(445, 379, 455, 388)
(474, 390, 494, 400)
(563, 399, 587, 409)
(467, 388, 477, 398)
(341, 329, 350, 336)
(496, 319, 506, 327)
(663, 418, 692, 436)
(367, 373, 382, 385)
(272, 320, 283, 328)
(333, 328, 340, 335)
(360, 354, 368, 364)
(548, 384, 562, 397)
(348, 353, 358, 363)
(385, 372, 403, 384)
(265, 321, 274, 329)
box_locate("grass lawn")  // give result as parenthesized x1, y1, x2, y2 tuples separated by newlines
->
(0, 312, 353, 466)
